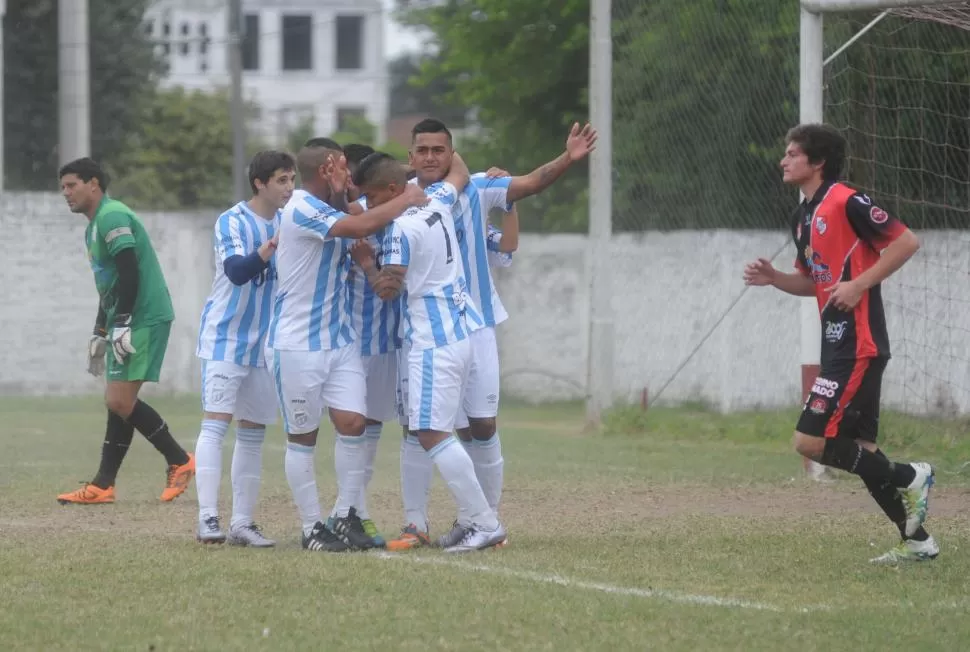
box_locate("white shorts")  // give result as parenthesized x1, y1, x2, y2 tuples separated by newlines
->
(200, 360, 279, 425)
(268, 345, 366, 435)
(454, 326, 501, 429)
(407, 338, 472, 433)
(362, 351, 399, 423)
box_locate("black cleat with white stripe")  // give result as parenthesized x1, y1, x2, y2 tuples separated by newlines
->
(302, 521, 349, 552)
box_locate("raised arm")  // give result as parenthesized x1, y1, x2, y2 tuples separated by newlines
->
(328, 184, 428, 239)
(506, 123, 598, 203)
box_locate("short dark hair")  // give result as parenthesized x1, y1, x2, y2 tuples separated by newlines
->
(248, 150, 296, 193)
(58, 157, 109, 191)
(411, 118, 453, 145)
(354, 152, 407, 188)
(785, 123, 846, 182)
(343, 143, 376, 168)
(303, 137, 344, 151)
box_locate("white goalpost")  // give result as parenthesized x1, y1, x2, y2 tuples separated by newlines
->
(798, 0, 968, 478)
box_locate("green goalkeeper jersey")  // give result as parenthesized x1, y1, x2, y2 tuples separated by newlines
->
(85, 196, 175, 328)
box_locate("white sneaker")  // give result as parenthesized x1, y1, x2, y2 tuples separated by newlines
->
(197, 515, 226, 544)
(901, 462, 934, 538)
(227, 522, 276, 548)
(869, 536, 939, 564)
(444, 523, 508, 553)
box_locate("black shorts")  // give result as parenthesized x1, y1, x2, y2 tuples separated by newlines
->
(796, 357, 887, 441)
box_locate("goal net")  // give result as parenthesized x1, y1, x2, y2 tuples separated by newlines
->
(822, 2, 970, 416)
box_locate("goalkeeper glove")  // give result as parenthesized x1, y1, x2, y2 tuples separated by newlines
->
(109, 314, 137, 365)
(87, 326, 108, 377)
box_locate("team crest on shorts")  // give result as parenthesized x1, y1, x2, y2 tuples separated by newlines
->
(809, 397, 828, 414)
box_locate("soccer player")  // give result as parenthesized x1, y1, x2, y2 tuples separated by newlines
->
(194, 150, 296, 546)
(56, 157, 195, 505)
(267, 138, 429, 552)
(743, 123, 937, 564)
(351, 151, 508, 552)
(341, 143, 399, 547)
(390, 118, 597, 550)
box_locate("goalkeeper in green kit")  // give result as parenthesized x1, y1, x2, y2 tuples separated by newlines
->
(56, 157, 196, 505)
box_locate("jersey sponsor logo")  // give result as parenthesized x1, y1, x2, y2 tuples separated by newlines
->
(824, 320, 848, 343)
(811, 377, 839, 398)
(804, 246, 832, 283)
(870, 206, 889, 224)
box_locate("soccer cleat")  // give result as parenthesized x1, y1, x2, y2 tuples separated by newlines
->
(435, 521, 467, 549)
(302, 521, 349, 552)
(160, 453, 196, 502)
(444, 523, 509, 554)
(197, 515, 226, 544)
(869, 536, 940, 565)
(437, 520, 508, 549)
(900, 462, 934, 538)
(57, 482, 115, 505)
(330, 507, 376, 551)
(227, 522, 276, 548)
(361, 519, 386, 548)
(385, 523, 431, 552)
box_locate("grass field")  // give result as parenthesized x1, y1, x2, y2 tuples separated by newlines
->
(1, 395, 969, 651)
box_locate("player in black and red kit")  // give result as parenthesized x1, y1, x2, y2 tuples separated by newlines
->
(744, 123, 938, 564)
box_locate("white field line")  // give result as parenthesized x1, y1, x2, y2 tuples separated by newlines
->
(374, 551, 826, 613)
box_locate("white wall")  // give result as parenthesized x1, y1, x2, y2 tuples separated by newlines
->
(2, 193, 968, 416)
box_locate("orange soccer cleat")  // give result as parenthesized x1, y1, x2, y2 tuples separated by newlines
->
(160, 453, 196, 502)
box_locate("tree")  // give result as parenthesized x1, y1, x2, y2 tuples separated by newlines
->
(2, 0, 162, 190)
(108, 87, 246, 210)
(611, 0, 800, 231)
(327, 114, 410, 162)
(388, 53, 466, 125)
(400, 0, 591, 232)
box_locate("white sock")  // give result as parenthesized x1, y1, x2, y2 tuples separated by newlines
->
(401, 433, 433, 531)
(457, 438, 475, 525)
(285, 442, 320, 536)
(356, 423, 382, 521)
(333, 433, 367, 519)
(230, 426, 265, 529)
(467, 433, 504, 514)
(194, 419, 229, 521)
(427, 437, 498, 531)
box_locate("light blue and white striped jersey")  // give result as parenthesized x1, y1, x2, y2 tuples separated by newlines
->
(197, 201, 278, 367)
(347, 197, 403, 357)
(381, 182, 482, 351)
(452, 173, 514, 328)
(268, 189, 354, 352)
(486, 224, 513, 268)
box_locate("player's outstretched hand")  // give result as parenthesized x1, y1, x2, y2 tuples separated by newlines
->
(87, 332, 107, 377)
(565, 122, 598, 161)
(349, 239, 376, 267)
(109, 314, 137, 365)
(743, 258, 776, 287)
(402, 183, 430, 208)
(257, 234, 278, 262)
(485, 166, 511, 178)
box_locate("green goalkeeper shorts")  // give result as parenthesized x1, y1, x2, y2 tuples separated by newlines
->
(105, 321, 172, 383)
